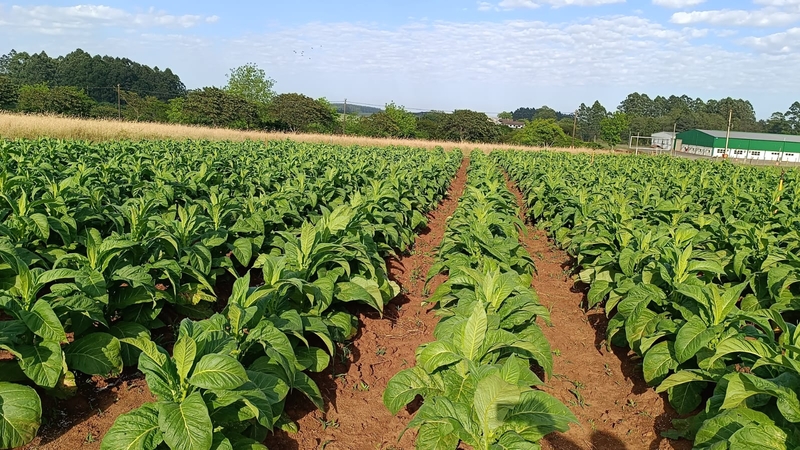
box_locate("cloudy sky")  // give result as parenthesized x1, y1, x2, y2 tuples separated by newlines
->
(1, 0, 798, 118)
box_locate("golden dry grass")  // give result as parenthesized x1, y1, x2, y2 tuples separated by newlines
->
(0, 112, 611, 154)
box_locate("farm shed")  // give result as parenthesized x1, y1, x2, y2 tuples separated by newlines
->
(651, 132, 676, 150)
(677, 129, 800, 162)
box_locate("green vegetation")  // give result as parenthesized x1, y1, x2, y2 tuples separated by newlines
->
(383, 152, 576, 449)
(496, 150, 800, 449)
(0, 137, 461, 448)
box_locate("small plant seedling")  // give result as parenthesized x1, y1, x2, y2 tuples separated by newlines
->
(552, 349, 561, 357)
(85, 432, 96, 443)
(626, 399, 636, 408)
(355, 381, 370, 392)
(318, 417, 339, 430)
(604, 363, 613, 376)
(376, 347, 387, 356)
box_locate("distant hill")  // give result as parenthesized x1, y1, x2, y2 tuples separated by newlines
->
(332, 103, 382, 116)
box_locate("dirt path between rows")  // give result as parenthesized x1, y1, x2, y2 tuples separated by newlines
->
(505, 179, 693, 450)
(265, 158, 470, 450)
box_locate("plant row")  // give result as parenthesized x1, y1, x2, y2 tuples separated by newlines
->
(0, 138, 461, 449)
(383, 151, 576, 450)
(495, 150, 800, 450)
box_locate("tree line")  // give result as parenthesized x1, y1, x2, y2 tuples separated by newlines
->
(1, 48, 797, 148)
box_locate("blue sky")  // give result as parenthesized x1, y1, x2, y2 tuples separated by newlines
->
(1, 0, 798, 118)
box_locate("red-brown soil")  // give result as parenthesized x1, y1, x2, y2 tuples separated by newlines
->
(505, 179, 693, 450)
(25, 374, 155, 450)
(264, 158, 469, 450)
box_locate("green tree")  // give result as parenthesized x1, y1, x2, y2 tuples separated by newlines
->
(266, 93, 337, 132)
(513, 119, 569, 147)
(224, 62, 276, 105)
(182, 87, 261, 129)
(0, 76, 18, 110)
(533, 106, 558, 121)
(384, 103, 417, 138)
(415, 111, 449, 140)
(120, 90, 169, 122)
(512, 107, 536, 121)
(17, 84, 93, 116)
(786, 101, 800, 134)
(441, 110, 500, 142)
(600, 112, 630, 147)
(497, 111, 513, 120)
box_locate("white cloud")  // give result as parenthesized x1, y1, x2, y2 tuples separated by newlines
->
(652, 0, 706, 8)
(740, 27, 800, 53)
(477, 1, 495, 11)
(496, 0, 625, 9)
(671, 8, 800, 27)
(0, 4, 217, 34)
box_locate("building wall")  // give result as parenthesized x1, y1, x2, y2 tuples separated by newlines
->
(680, 145, 713, 156)
(676, 130, 715, 148)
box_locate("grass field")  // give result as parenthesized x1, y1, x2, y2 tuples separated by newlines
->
(0, 112, 605, 154)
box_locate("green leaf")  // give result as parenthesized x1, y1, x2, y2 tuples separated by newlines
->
(461, 302, 488, 362)
(109, 322, 151, 367)
(158, 392, 213, 450)
(293, 371, 324, 411)
(473, 374, 524, 439)
(384, 367, 431, 415)
(0, 382, 41, 448)
(729, 424, 787, 450)
(173, 336, 197, 382)
(18, 340, 63, 388)
(65, 332, 123, 376)
(295, 346, 330, 373)
(668, 381, 706, 415)
(231, 238, 253, 267)
(674, 316, 717, 364)
(417, 341, 462, 373)
(501, 390, 578, 442)
(642, 341, 677, 386)
(21, 299, 67, 343)
(189, 354, 248, 390)
(101, 403, 163, 450)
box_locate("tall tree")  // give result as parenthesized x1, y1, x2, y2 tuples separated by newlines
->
(513, 119, 569, 147)
(266, 93, 336, 132)
(512, 107, 536, 121)
(441, 110, 500, 142)
(224, 63, 276, 105)
(600, 112, 630, 147)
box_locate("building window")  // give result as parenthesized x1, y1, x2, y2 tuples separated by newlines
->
(751, 151, 761, 156)
(773, 152, 781, 156)
(734, 150, 744, 155)
(716, 149, 724, 153)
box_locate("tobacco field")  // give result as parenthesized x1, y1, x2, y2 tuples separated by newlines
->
(1, 137, 799, 450)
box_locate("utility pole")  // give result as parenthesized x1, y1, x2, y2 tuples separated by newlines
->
(571, 110, 577, 148)
(671, 122, 677, 157)
(342, 98, 347, 135)
(116, 84, 121, 120)
(724, 108, 732, 157)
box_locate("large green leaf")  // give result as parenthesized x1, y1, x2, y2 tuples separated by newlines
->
(158, 392, 213, 450)
(384, 367, 431, 415)
(18, 340, 63, 388)
(642, 341, 677, 386)
(500, 390, 578, 442)
(101, 402, 163, 450)
(20, 299, 67, 343)
(473, 374, 524, 440)
(173, 336, 197, 382)
(189, 354, 248, 390)
(0, 382, 41, 449)
(461, 302, 488, 362)
(674, 316, 717, 364)
(65, 332, 123, 376)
